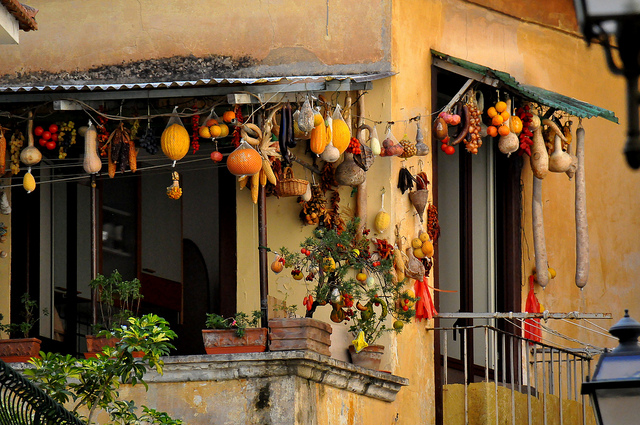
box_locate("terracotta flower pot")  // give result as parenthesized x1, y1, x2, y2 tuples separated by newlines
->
(0, 338, 41, 363)
(348, 344, 385, 370)
(84, 335, 144, 358)
(268, 317, 332, 356)
(202, 328, 268, 354)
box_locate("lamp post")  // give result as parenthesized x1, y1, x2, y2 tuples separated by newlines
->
(573, 0, 640, 169)
(581, 310, 640, 425)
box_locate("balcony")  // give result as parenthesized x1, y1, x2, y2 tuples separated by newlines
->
(432, 313, 608, 425)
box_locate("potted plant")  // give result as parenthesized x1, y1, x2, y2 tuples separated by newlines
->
(0, 293, 48, 363)
(24, 314, 182, 425)
(86, 269, 143, 358)
(273, 217, 415, 368)
(202, 310, 266, 354)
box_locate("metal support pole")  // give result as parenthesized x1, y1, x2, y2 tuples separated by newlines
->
(90, 175, 98, 326)
(258, 185, 269, 328)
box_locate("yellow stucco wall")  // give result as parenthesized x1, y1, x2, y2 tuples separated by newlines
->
(0, 0, 391, 76)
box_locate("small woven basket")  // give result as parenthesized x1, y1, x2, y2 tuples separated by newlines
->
(276, 167, 308, 197)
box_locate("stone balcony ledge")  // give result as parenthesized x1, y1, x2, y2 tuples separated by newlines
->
(145, 350, 409, 402)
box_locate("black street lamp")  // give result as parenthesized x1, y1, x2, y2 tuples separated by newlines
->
(581, 310, 640, 425)
(573, 0, 640, 169)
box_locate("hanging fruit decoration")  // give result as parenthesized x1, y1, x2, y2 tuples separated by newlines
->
(166, 171, 182, 200)
(20, 111, 42, 167)
(331, 104, 351, 154)
(23, 171, 36, 193)
(226, 140, 262, 176)
(82, 121, 102, 174)
(160, 106, 190, 163)
(374, 190, 390, 233)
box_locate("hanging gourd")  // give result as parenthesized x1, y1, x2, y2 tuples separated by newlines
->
(309, 119, 327, 155)
(161, 106, 190, 163)
(370, 125, 382, 155)
(226, 140, 262, 176)
(83, 121, 102, 174)
(374, 190, 390, 233)
(166, 171, 182, 200)
(23, 170, 36, 193)
(20, 111, 42, 167)
(331, 104, 351, 154)
(297, 96, 316, 133)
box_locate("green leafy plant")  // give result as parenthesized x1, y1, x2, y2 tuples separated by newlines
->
(24, 314, 181, 425)
(89, 269, 143, 333)
(274, 217, 415, 345)
(205, 310, 262, 337)
(0, 293, 49, 338)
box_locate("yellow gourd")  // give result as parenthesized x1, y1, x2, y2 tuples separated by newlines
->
(309, 122, 327, 155)
(332, 105, 351, 154)
(23, 171, 36, 193)
(83, 122, 102, 174)
(374, 210, 390, 233)
(161, 123, 190, 161)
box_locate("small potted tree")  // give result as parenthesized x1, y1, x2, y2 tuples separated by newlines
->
(86, 269, 143, 358)
(202, 310, 266, 354)
(0, 293, 48, 363)
(272, 217, 415, 367)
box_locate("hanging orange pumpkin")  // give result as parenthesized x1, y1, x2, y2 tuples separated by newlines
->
(161, 123, 190, 161)
(226, 141, 262, 176)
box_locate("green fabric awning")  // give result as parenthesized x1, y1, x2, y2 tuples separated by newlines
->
(432, 50, 618, 124)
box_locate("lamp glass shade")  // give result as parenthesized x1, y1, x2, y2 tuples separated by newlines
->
(582, 0, 640, 19)
(592, 387, 640, 425)
(593, 353, 640, 380)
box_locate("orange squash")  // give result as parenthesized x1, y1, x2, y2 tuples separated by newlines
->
(510, 116, 523, 134)
(161, 123, 190, 161)
(309, 122, 327, 155)
(226, 142, 262, 176)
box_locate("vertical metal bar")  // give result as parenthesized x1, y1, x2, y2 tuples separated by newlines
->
(543, 348, 547, 425)
(581, 359, 586, 425)
(510, 337, 515, 425)
(90, 174, 98, 326)
(257, 185, 269, 328)
(485, 327, 489, 383)
(533, 345, 539, 400)
(502, 333, 506, 387)
(517, 337, 522, 393)
(494, 330, 499, 425)
(567, 353, 572, 401)
(526, 341, 532, 425)
(464, 328, 469, 425)
(444, 330, 448, 386)
(559, 349, 563, 425)
(573, 355, 578, 401)
(549, 348, 554, 394)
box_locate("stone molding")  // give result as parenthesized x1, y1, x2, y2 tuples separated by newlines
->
(147, 351, 409, 402)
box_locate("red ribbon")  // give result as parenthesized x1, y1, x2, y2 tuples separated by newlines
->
(414, 277, 437, 321)
(524, 275, 542, 343)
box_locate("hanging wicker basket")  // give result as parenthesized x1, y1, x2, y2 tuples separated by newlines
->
(276, 167, 308, 197)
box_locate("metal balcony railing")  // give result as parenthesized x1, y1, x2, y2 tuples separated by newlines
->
(432, 322, 601, 425)
(0, 359, 85, 425)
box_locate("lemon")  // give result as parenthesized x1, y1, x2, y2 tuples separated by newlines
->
(393, 320, 404, 330)
(413, 248, 425, 259)
(356, 273, 367, 282)
(411, 238, 423, 249)
(419, 231, 429, 242)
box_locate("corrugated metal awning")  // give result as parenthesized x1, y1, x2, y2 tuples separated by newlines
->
(432, 50, 618, 124)
(0, 72, 395, 103)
